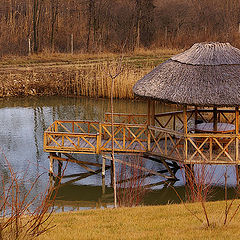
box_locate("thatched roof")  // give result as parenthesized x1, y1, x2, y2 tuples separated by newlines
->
(133, 42, 240, 107)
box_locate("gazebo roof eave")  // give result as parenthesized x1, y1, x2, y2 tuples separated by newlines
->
(134, 94, 240, 108)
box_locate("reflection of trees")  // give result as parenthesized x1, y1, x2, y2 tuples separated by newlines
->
(33, 106, 47, 161)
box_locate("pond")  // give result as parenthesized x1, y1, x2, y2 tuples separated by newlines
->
(0, 96, 238, 212)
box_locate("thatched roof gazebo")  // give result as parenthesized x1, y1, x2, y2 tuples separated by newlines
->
(133, 42, 240, 165)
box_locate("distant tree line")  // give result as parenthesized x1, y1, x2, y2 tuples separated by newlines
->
(0, 0, 240, 56)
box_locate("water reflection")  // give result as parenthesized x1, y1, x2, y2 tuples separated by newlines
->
(0, 96, 238, 211)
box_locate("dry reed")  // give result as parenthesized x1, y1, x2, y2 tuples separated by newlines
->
(0, 60, 152, 99)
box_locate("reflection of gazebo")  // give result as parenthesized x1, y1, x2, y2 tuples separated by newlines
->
(133, 42, 240, 165)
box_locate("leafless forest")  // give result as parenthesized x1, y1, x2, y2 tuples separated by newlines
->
(0, 0, 240, 56)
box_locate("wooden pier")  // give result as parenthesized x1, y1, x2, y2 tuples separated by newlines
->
(44, 109, 240, 166)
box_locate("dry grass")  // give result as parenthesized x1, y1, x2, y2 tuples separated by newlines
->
(0, 48, 180, 66)
(0, 49, 180, 99)
(38, 201, 240, 240)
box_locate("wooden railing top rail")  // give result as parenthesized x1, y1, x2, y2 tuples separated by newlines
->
(105, 112, 147, 117)
(187, 133, 237, 138)
(154, 109, 237, 118)
(154, 110, 194, 117)
(45, 132, 98, 137)
(54, 120, 100, 124)
(102, 122, 147, 127)
(148, 125, 184, 136)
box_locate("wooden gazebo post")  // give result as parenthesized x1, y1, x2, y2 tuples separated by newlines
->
(183, 105, 188, 162)
(235, 107, 240, 184)
(194, 106, 198, 129)
(147, 100, 151, 151)
(184, 105, 194, 182)
(213, 106, 218, 132)
(147, 99, 155, 151)
(151, 100, 155, 126)
(147, 100, 151, 123)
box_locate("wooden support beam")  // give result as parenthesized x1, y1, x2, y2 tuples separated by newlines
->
(61, 168, 104, 186)
(62, 153, 96, 173)
(143, 154, 180, 171)
(103, 155, 175, 180)
(52, 153, 102, 167)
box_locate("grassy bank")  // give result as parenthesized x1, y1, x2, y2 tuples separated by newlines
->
(39, 201, 240, 240)
(0, 49, 180, 99)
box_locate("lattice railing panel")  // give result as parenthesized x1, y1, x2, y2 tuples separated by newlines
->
(187, 134, 236, 163)
(101, 123, 148, 152)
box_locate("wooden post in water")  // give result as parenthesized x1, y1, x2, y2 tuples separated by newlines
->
(49, 153, 54, 176)
(110, 159, 114, 186)
(57, 153, 63, 183)
(49, 153, 54, 189)
(102, 156, 106, 194)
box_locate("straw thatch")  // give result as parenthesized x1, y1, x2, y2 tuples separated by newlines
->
(133, 42, 240, 107)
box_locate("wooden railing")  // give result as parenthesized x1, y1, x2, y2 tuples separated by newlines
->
(46, 120, 100, 134)
(105, 113, 148, 124)
(44, 120, 148, 154)
(101, 123, 148, 153)
(148, 126, 185, 161)
(186, 133, 237, 164)
(44, 110, 240, 164)
(148, 126, 238, 164)
(44, 132, 99, 153)
(154, 109, 236, 131)
(44, 120, 100, 153)
(154, 110, 195, 131)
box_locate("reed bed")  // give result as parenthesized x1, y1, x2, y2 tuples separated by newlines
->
(0, 50, 180, 99)
(0, 61, 153, 99)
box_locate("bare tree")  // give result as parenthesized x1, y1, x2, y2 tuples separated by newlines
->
(50, 0, 59, 52)
(33, 0, 44, 53)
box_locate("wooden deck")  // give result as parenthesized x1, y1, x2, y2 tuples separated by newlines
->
(44, 111, 240, 165)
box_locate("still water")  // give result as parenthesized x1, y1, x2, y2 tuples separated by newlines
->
(0, 96, 237, 211)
